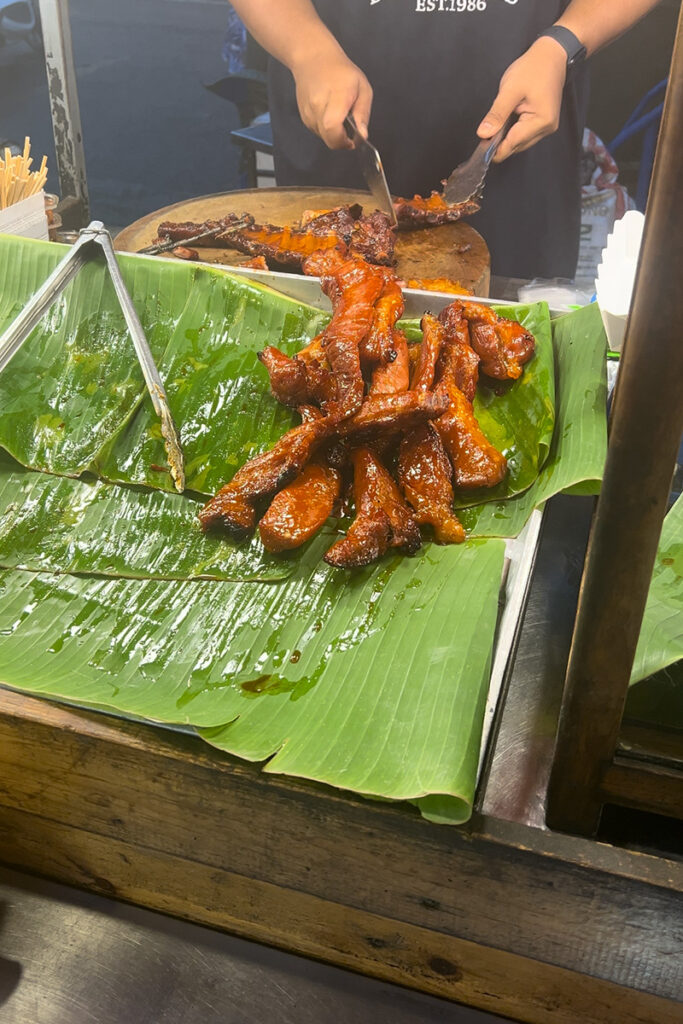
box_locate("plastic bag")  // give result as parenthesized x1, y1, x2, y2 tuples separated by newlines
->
(576, 128, 636, 287)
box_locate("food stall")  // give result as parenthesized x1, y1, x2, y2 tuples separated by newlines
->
(0, 2, 681, 1022)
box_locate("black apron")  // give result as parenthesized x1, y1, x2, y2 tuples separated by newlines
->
(268, 0, 588, 279)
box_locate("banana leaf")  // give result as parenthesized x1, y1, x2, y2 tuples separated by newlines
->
(95, 267, 328, 495)
(630, 491, 683, 686)
(0, 236, 553, 504)
(460, 304, 608, 538)
(101, 300, 553, 498)
(0, 240, 156, 475)
(0, 235, 328, 491)
(626, 662, 683, 732)
(0, 449, 292, 581)
(0, 236, 608, 825)
(0, 535, 505, 824)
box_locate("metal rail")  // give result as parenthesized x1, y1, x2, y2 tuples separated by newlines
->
(38, 0, 89, 226)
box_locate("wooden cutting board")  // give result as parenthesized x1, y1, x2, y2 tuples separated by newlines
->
(114, 187, 490, 296)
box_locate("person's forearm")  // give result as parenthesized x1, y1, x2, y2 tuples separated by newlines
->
(557, 0, 663, 56)
(228, 0, 372, 148)
(228, 0, 343, 72)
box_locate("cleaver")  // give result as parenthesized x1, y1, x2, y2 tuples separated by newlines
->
(343, 114, 398, 227)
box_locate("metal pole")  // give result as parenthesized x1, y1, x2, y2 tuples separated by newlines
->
(38, 0, 90, 226)
(546, 4, 683, 835)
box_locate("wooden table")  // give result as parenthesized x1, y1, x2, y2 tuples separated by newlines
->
(1, 498, 681, 1024)
(0, 864, 500, 1024)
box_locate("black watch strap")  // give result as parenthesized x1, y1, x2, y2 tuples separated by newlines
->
(537, 25, 588, 68)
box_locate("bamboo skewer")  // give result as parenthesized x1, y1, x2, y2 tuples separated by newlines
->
(0, 138, 49, 211)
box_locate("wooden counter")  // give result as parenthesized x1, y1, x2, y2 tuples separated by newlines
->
(1, 500, 681, 1024)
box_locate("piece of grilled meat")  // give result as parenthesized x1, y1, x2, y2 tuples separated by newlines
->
(435, 378, 508, 490)
(437, 303, 480, 401)
(369, 329, 410, 395)
(156, 217, 228, 243)
(393, 193, 480, 229)
(399, 313, 466, 541)
(259, 459, 342, 552)
(224, 224, 345, 269)
(198, 415, 333, 537)
(398, 423, 465, 544)
(258, 346, 337, 411)
(460, 302, 535, 380)
(359, 272, 404, 368)
(157, 213, 343, 269)
(302, 206, 397, 265)
(411, 313, 444, 391)
(405, 276, 471, 295)
(324, 447, 421, 568)
(156, 206, 396, 269)
(337, 389, 449, 443)
(304, 251, 386, 420)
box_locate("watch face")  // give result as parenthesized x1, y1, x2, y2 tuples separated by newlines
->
(568, 45, 588, 67)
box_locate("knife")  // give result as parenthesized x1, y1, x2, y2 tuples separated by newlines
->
(443, 115, 515, 207)
(344, 114, 398, 228)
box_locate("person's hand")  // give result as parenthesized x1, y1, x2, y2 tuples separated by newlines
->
(477, 37, 568, 162)
(291, 47, 373, 150)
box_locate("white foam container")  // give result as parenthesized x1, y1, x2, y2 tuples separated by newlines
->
(595, 210, 645, 352)
(0, 191, 49, 241)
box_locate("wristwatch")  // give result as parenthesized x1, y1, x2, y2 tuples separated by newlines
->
(537, 25, 588, 68)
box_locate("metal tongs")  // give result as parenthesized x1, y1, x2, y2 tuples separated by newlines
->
(443, 114, 516, 207)
(0, 220, 185, 491)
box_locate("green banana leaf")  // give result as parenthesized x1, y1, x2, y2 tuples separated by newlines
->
(95, 266, 328, 495)
(460, 303, 608, 538)
(98, 300, 554, 500)
(0, 236, 553, 505)
(0, 235, 328, 492)
(630, 491, 683, 686)
(625, 662, 683, 732)
(0, 449, 292, 581)
(0, 236, 608, 825)
(0, 535, 505, 824)
(0, 240, 155, 474)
